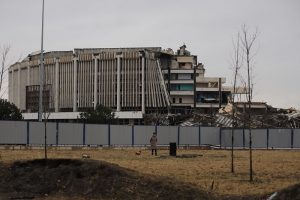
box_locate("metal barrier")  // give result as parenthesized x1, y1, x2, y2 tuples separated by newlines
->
(0, 120, 299, 148)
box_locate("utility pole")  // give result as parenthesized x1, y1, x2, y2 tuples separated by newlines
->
(38, 0, 45, 122)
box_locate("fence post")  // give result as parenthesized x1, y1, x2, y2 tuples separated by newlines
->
(243, 128, 245, 148)
(291, 129, 294, 149)
(108, 124, 111, 147)
(219, 127, 222, 147)
(56, 122, 59, 146)
(267, 128, 269, 149)
(132, 125, 134, 147)
(177, 126, 180, 146)
(26, 121, 30, 145)
(83, 122, 86, 146)
(198, 126, 201, 146)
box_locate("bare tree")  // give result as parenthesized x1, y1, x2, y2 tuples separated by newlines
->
(0, 44, 11, 98)
(240, 24, 258, 182)
(230, 32, 243, 173)
(42, 75, 55, 160)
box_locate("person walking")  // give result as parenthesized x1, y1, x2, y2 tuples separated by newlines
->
(150, 132, 158, 156)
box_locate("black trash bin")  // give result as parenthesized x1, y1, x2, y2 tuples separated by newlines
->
(170, 142, 177, 156)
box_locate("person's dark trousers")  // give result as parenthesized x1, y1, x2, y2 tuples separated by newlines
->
(152, 149, 157, 156)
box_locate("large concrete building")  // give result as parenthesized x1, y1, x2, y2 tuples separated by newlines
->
(8, 45, 231, 123)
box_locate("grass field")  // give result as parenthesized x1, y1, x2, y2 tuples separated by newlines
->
(0, 148, 299, 197)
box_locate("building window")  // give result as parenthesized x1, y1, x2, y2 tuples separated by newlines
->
(172, 98, 176, 103)
(179, 98, 182, 103)
(170, 84, 193, 91)
(178, 74, 192, 80)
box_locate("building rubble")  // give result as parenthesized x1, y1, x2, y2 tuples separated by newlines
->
(174, 104, 300, 128)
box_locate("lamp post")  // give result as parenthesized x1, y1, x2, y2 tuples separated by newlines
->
(38, 0, 45, 122)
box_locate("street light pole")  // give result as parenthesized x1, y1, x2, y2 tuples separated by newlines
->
(38, 0, 45, 122)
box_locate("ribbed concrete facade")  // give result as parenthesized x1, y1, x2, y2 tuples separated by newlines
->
(8, 48, 170, 114)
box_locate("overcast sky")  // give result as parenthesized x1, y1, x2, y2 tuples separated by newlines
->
(1, 0, 299, 109)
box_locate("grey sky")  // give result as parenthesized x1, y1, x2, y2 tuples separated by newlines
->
(1, 0, 299, 109)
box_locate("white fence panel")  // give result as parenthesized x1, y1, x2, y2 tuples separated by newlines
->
(179, 127, 199, 145)
(29, 122, 56, 145)
(221, 129, 244, 147)
(110, 125, 132, 145)
(244, 129, 267, 148)
(0, 121, 27, 144)
(200, 127, 220, 145)
(85, 124, 108, 145)
(294, 129, 300, 148)
(157, 126, 178, 145)
(59, 123, 83, 145)
(134, 125, 155, 145)
(269, 129, 291, 148)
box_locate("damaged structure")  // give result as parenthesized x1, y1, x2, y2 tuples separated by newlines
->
(8, 45, 235, 124)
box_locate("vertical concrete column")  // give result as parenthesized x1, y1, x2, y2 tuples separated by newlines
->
(17, 64, 21, 108)
(93, 55, 98, 109)
(218, 77, 222, 109)
(27, 62, 30, 86)
(116, 53, 122, 112)
(8, 70, 11, 101)
(73, 56, 78, 112)
(141, 55, 145, 114)
(55, 58, 59, 112)
(11, 69, 14, 102)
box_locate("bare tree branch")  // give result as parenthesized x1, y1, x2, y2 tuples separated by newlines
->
(0, 44, 11, 95)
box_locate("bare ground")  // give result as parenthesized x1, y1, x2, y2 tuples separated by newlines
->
(0, 148, 299, 199)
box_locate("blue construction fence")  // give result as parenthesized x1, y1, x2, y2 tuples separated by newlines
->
(0, 121, 299, 148)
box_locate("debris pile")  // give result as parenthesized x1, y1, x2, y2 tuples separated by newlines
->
(179, 104, 300, 128)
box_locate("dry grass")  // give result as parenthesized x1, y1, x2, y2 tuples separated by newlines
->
(1, 148, 299, 196)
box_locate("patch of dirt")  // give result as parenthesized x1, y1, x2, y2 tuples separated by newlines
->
(0, 159, 216, 200)
(176, 154, 203, 158)
(273, 182, 300, 200)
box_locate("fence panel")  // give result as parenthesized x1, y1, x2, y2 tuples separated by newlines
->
(294, 129, 300, 148)
(29, 122, 56, 145)
(134, 125, 155, 145)
(0, 121, 298, 148)
(269, 129, 292, 148)
(221, 129, 244, 147)
(110, 125, 132, 145)
(179, 127, 199, 145)
(200, 127, 220, 145)
(157, 126, 178, 145)
(244, 129, 267, 148)
(85, 124, 108, 145)
(0, 121, 27, 144)
(58, 123, 83, 145)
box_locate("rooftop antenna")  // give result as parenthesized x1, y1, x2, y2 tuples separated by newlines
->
(38, 0, 45, 122)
